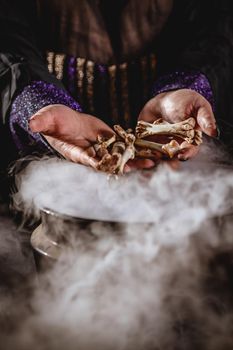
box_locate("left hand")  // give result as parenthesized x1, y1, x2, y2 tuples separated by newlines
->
(138, 89, 217, 161)
(29, 104, 114, 168)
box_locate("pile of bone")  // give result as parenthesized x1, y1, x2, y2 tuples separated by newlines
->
(94, 117, 202, 175)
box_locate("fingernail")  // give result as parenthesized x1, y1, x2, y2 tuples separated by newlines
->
(210, 125, 218, 138)
(203, 122, 218, 137)
(89, 158, 98, 169)
(205, 122, 214, 130)
(178, 154, 188, 161)
(144, 160, 156, 168)
(124, 165, 132, 173)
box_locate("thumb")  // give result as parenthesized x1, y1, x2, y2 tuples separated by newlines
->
(138, 107, 158, 123)
(29, 105, 81, 141)
(29, 106, 59, 134)
(45, 135, 98, 168)
(196, 105, 217, 137)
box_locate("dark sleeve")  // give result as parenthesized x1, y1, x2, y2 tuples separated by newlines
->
(0, 0, 82, 157)
(154, 0, 233, 145)
(0, 0, 64, 119)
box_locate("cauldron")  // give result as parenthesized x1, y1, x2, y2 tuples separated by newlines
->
(31, 208, 145, 270)
(31, 205, 233, 271)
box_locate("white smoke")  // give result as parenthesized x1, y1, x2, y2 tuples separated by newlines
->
(1, 139, 233, 350)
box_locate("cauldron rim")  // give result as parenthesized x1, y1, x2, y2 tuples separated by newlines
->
(41, 207, 148, 225)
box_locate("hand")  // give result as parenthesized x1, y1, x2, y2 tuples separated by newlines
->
(138, 89, 217, 160)
(29, 104, 114, 168)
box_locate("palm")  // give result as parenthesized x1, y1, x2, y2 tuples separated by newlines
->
(29, 104, 114, 167)
(139, 89, 217, 160)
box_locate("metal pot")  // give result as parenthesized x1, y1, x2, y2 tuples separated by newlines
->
(31, 206, 233, 271)
(31, 208, 140, 270)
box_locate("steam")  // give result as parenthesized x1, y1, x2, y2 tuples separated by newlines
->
(13, 140, 233, 241)
(1, 139, 233, 349)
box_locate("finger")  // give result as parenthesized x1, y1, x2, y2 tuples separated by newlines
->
(29, 106, 80, 139)
(45, 136, 98, 168)
(29, 107, 115, 145)
(126, 159, 156, 171)
(138, 109, 163, 124)
(178, 144, 199, 161)
(84, 115, 115, 140)
(138, 97, 163, 123)
(196, 106, 217, 137)
(123, 164, 132, 173)
(161, 159, 180, 170)
(138, 108, 156, 122)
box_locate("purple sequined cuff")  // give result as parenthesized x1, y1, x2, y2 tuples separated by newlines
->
(152, 71, 215, 110)
(9, 81, 82, 154)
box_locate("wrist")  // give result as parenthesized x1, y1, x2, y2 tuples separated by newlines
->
(152, 71, 215, 111)
(9, 81, 82, 154)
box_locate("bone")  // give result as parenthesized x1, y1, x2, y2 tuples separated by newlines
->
(162, 140, 189, 158)
(135, 148, 162, 159)
(194, 130, 203, 146)
(111, 142, 126, 155)
(97, 153, 122, 174)
(94, 134, 117, 158)
(95, 130, 132, 174)
(114, 125, 135, 144)
(118, 144, 135, 174)
(113, 126, 136, 174)
(135, 138, 190, 158)
(136, 117, 200, 145)
(96, 153, 111, 171)
(95, 119, 200, 175)
(135, 139, 168, 155)
(165, 130, 202, 145)
(94, 144, 109, 158)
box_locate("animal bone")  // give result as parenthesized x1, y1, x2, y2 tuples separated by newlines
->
(94, 130, 133, 174)
(136, 117, 196, 137)
(111, 141, 126, 155)
(135, 138, 190, 158)
(162, 140, 190, 158)
(136, 117, 202, 145)
(114, 125, 135, 143)
(135, 148, 162, 160)
(97, 153, 121, 173)
(113, 125, 136, 174)
(94, 134, 117, 158)
(94, 118, 201, 175)
(135, 139, 167, 154)
(108, 142, 126, 174)
(193, 130, 203, 146)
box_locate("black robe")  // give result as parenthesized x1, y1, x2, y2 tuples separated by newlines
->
(0, 0, 233, 193)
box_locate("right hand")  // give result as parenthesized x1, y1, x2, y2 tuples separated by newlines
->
(29, 104, 114, 168)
